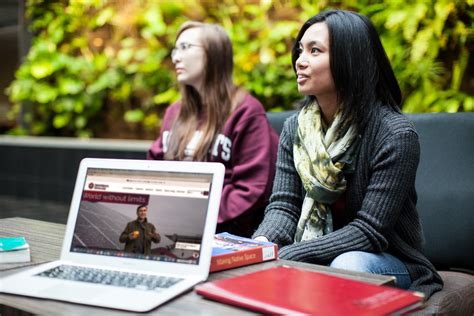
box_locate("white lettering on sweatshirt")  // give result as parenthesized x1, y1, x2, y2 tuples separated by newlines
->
(162, 131, 232, 162)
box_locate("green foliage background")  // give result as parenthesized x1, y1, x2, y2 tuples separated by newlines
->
(6, 0, 474, 138)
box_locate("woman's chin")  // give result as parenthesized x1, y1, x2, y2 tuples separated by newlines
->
(297, 87, 313, 96)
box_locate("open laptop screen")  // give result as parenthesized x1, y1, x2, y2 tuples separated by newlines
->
(70, 167, 213, 265)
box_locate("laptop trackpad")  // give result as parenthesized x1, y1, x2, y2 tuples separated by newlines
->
(43, 283, 108, 303)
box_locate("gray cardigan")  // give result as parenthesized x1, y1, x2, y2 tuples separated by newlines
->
(253, 105, 443, 298)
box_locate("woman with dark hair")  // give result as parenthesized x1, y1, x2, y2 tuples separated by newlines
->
(253, 10, 443, 298)
(148, 21, 279, 237)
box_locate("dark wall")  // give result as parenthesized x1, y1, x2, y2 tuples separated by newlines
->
(1, 147, 146, 204)
(0, 138, 149, 205)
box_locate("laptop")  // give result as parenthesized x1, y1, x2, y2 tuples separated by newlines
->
(1, 158, 225, 312)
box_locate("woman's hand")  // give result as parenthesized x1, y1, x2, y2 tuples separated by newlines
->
(254, 236, 270, 243)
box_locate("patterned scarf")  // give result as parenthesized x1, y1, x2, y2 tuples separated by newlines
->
(293, 102, 358, 242)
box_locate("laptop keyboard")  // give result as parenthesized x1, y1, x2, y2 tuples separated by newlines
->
(36, 265, 183, 291)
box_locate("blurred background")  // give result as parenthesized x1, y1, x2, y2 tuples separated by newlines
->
(0, 0, 473, 140)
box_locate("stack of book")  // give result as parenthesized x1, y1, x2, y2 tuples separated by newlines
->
(210, 232, 278, 272)
(0, 237, 31, 263)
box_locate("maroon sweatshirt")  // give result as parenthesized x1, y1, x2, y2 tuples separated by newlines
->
(147, 94, 279, 237)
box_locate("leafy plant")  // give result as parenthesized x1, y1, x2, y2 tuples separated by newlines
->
(360, 0, 474, 113)
(5, 0, 473, 138)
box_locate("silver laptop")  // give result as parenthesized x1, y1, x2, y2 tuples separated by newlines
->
(1, 158, 224, 312)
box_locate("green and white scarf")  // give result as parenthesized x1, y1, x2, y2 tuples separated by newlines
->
(293, 102, 358, 242)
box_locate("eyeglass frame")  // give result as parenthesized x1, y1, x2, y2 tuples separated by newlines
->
(171, 42, 204, 59)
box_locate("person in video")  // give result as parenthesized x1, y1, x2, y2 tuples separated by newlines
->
(253, 9, 442, 299)
(119, 205, 160, 255)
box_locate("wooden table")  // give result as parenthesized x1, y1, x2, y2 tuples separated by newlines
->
(0, 217, 394, 315)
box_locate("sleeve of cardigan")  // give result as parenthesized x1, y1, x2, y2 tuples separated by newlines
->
(276, 130, 421, 264)
(252, 116, 303, 246)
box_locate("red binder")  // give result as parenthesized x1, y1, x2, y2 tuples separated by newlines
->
(196, 266, 424, 315)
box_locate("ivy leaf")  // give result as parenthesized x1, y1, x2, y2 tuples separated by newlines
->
(7, 79, 34, 102)
(410, 28, 433, 62)
(124, 109, 144, 123)
(53, 97, 75, 112)
(385, 10, 407, 29)
(75, 116, 87, 129)
(53, 113, 71, 128)
(117, 48, 134, 65)
(111, 82, 132, 101)
(94, 7, 114, 27)
(87, 69, 122, 93)
(445, 99, 460, 113)
(58, 77, 84, 95)
(143, 113, 159, 128)
(153, 88, 178, 104)
(143, 6, 166, 36)
(34, 83, 58, 103)
(402, 3, 427, 40)
(30, 60, 54, 79)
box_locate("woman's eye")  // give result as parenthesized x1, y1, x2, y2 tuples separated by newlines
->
(311, 47, 321, 54)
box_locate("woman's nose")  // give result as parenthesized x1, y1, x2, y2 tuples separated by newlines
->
(296, 56, 308, 69)
(171, 54, 180, 64)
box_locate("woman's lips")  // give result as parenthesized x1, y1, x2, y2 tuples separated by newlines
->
(297, 74, 309, 84)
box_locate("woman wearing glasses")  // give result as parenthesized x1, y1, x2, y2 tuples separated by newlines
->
(148, 21, 279, 237)
(253, 10, 443, 298)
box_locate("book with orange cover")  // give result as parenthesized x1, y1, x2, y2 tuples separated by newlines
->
(210, 232, 277, 272)
(196, 266, 424, 315)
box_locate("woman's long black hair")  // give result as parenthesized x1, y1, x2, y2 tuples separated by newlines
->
(291, 10, 402, 133)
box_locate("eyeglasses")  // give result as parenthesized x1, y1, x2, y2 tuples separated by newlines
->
(171, 42, 203, 59)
